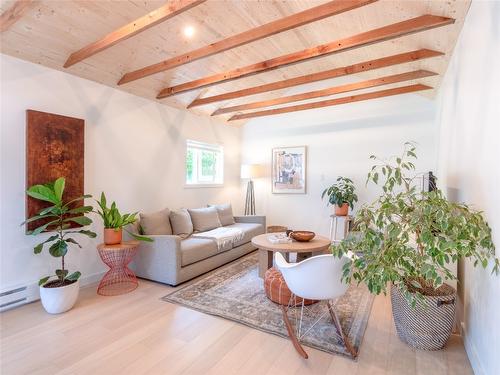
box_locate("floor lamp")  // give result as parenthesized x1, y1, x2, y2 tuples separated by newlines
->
(241, 164, 263, 216)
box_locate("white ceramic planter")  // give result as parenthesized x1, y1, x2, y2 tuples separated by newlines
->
(39, 279, 80, 314)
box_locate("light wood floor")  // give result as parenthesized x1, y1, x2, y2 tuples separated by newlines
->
(0, 279, 473, 375)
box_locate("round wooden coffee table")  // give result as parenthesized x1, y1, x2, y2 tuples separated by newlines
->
(251, 233, 331, 278)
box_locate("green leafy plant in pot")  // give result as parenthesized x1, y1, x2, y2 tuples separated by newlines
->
(321, 177, 358, 216)
(333, 143, 499, 350)
(22, 177, 96, 314)
(95, 192, 152, 245)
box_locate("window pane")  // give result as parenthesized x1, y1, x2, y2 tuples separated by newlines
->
(185, 140, 223, 185)
(186, 149, 194, 183)
(200, 151, 216, 180)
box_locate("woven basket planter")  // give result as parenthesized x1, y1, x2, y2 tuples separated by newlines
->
(390, 283, 456, 350)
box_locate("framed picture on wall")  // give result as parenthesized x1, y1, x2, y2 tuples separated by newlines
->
(271, 146, 306, 194)
(26, 109, 84, 232)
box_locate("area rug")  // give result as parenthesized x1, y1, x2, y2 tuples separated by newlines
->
(162, 252, 373, 359)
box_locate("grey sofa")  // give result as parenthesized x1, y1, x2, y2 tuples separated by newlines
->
(128, 215, 265, 286)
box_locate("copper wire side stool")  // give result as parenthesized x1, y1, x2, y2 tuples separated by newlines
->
(97, 241, 140, 296)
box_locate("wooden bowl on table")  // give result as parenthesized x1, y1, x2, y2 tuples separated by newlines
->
(289, 231, 315, 242)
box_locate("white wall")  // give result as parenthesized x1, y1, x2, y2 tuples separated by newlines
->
(0, 54, 242, 292)
(436, 2, 500, 374)
(242, 91, 438, 237)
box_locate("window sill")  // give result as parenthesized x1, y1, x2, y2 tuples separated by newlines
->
(184, 184, 224, 189)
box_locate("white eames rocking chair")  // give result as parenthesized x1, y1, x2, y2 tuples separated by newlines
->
(275, 252, 357, 359)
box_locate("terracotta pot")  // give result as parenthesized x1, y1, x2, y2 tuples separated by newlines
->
(104, 228, 122, 245)
(334, 203, 349, 216)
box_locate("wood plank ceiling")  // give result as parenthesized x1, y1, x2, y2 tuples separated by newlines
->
(0, 0, 470, 123)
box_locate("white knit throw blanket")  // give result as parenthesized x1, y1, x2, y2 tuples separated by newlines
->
(192, 227, 244, 251)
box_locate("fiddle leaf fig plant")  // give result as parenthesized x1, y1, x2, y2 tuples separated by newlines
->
(95, 192, 152, 242)
(333, 142, 499, 306)
(21, 177, 96, 286)
(321, 176, 358, 209)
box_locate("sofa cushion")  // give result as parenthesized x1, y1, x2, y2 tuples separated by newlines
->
(180, 238, 219, 266)
(188, 207, 221, 232)
(209, 203, 235, 226)
(139, 208, 172, 235)
(225, 222, 265, 247)
(169, 208, 193, 239)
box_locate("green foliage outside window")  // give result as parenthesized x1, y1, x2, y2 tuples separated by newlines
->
(186, 141, 223, 185)
(186, 149, 194, 181)
(201, 151, 216, 177)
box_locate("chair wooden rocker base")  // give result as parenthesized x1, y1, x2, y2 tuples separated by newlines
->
(274, 252, 356, 360)
(281, 299, 358, 359)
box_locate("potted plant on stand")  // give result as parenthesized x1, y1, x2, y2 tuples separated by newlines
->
(95, 192, 152, 244)
(22, 177, 96, 314)
(333, 143, 499, 350)
(322, 177, 358, 216)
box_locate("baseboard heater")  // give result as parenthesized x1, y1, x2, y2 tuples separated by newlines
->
(0, 273, 103, 312)
(0, 284, 39, 312)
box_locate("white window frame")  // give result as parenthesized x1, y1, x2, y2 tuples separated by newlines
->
(185, 140, 224, 188)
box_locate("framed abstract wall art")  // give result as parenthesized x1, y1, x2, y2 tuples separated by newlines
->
(26, 110, 84, 231)
(271, 146, 306, 194)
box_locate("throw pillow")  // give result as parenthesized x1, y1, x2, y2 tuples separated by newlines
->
(170, 208, 194, 238)
(188, 207, 222, 232)
(209, 203, 236, 226)
(139, 208, 172, 235)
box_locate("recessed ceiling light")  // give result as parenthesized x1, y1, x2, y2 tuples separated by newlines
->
(183, 25, 195, 38)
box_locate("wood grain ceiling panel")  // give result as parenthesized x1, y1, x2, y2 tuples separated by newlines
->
(0, 0, 471, 122)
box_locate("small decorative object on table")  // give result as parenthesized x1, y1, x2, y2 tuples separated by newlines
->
(289, 231, 315, 242)
(268, 233, 292, 244)
(97, 241, 140, 296)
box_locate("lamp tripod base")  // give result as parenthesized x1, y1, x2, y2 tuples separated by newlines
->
(245, 180, 255, 215)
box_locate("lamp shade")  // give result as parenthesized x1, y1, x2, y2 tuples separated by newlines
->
(241, 164, 264, 179)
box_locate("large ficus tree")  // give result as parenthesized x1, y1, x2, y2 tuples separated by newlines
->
(22, 177, 96, 286)
(333, 143, 499, 305)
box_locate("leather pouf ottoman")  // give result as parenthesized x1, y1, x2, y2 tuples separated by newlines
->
(264, 267, 316, 306)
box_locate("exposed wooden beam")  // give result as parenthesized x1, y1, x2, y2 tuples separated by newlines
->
(117, 0, 377, 85)
(228, 84, 432, 121)
(213, 70, 437, 115)
(64, 0, 206, 68)
(0, 0, 36, 33)
(157, 15, 454, 99)
(189, 49, 442, 108)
